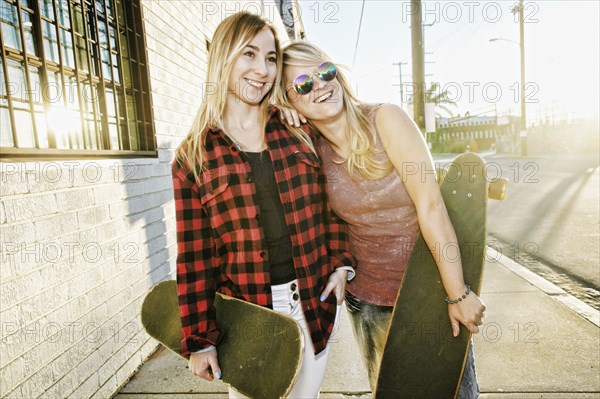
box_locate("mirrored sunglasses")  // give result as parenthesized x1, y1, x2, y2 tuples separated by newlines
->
(292, 62, 337, 95)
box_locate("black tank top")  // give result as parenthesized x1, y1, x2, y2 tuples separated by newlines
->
(242, 150, 296, 285)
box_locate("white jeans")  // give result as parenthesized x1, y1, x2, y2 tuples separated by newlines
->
(229, 279, 338, 399)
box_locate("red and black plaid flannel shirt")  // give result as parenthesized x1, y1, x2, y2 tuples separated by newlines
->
(172, 108, 355, 356)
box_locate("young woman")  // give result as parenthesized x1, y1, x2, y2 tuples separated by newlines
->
(275, 41, 486, 398)
(172, 14, 355, 398)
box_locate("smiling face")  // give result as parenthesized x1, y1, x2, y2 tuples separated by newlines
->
(283, 63, 344, 122)
(227, 28, 278, 106)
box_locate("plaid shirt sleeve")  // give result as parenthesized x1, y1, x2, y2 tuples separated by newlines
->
(172, 158, 222, 357)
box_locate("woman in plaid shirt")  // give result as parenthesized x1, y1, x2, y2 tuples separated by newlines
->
(171, 13, 355, 398)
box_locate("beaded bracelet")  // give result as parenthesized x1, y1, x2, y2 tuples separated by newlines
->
(445, 285, 471, 304)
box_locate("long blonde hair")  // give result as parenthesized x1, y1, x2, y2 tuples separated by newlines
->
(276, 41, 393, 180)
(175, 12, 281, 179)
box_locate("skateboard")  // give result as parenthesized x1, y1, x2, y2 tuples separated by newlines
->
(375, 152, 507, 398)
(141, 280, 303, 399)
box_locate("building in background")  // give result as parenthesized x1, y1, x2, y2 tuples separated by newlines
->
(0, 1, 301, 397)
(432, 114, 508, 153)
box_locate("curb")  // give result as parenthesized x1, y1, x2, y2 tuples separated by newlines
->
(486, 246, 600, 328)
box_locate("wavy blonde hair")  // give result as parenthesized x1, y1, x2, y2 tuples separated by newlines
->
(275, 41, 393, 180)
(176, 12, 313, 180)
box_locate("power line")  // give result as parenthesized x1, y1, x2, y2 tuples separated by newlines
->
(438, 19, 486, 66)
(392, 61, 408, 107)
(352, 0, 366, 69)
(429, 23, 471, 50)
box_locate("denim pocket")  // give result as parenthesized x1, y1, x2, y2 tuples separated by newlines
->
(344, 291, 362, 313)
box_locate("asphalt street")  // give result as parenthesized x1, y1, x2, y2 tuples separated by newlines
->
(435, 153, 600, 309)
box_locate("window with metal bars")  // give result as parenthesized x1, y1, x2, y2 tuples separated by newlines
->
(0, 0, 156, 159)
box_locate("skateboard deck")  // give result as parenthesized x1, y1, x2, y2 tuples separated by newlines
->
(375, 152, 497, 398)
(141, 280, 303, 399)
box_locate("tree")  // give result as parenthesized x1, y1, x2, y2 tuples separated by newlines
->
(408, 82, 457, 117)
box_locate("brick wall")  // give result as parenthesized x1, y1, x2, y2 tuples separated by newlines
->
(0, 1, 294, 397)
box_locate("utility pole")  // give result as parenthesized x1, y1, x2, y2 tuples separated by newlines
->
(392, 61, 408, 107)
(512, 0, 527, 156)
(410, 0, 425, 133)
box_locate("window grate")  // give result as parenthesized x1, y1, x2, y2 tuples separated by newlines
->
(0, 0, 156, 160)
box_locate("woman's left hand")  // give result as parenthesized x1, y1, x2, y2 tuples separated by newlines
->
(275, 105, 307, 127)
(320, 269, 348, 305)
(447, 292, 486, 337)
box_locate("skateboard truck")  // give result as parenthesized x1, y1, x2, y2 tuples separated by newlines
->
(436, 166, 508, 201)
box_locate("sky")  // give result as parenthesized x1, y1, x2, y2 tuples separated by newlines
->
(297, 0, 600, 124)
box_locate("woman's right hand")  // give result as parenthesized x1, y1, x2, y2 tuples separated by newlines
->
(189, 348, 222, 381)
(447, 292, 486, 337)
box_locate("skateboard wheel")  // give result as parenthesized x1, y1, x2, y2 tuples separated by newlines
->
(452, 190, 457, 194)
(468, 193, 472, 197)
(488, 178, 508, 201)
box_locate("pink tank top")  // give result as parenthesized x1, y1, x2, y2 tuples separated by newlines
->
(317, 104, 420, 306)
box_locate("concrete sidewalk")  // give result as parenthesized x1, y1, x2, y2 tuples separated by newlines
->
(115, 249, 600, 399)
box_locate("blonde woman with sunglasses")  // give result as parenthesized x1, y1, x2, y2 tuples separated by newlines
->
(275, 41, 486, 398)
(172, 15, 355, 398)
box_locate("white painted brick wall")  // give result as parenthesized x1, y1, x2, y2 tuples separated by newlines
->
(0, 1, 294, 398)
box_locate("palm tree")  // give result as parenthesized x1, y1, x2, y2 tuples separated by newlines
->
(408, 82, 457, 117)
